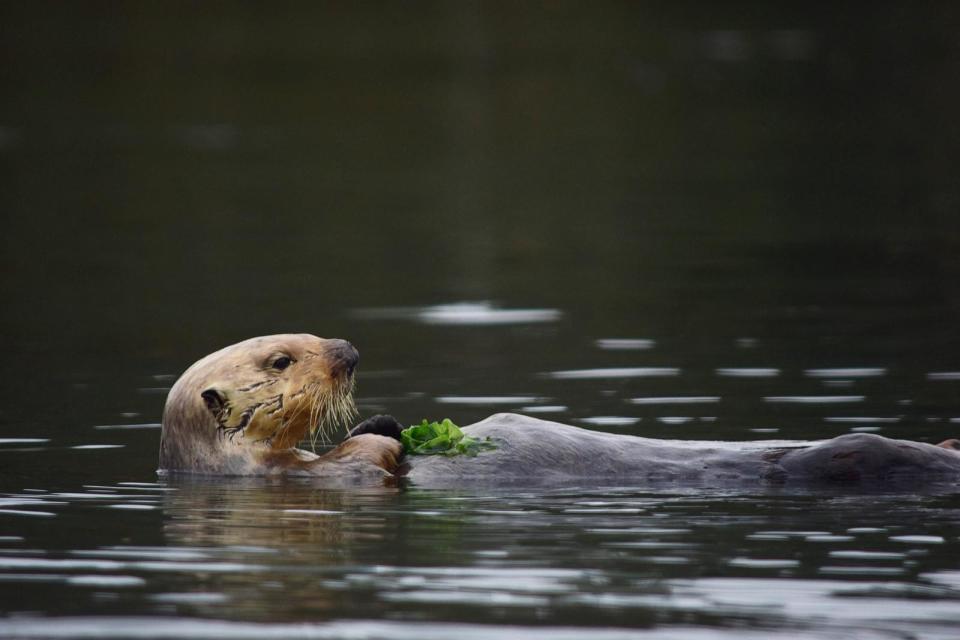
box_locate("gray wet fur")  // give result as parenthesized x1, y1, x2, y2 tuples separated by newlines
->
(402, 413, 960, 486)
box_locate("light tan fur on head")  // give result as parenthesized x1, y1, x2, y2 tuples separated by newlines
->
(159, 334, 401, 477)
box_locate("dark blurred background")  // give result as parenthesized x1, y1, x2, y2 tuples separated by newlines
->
(2, 2, 960, 476)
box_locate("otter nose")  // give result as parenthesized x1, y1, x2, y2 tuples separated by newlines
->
(327, 339, 359, 377)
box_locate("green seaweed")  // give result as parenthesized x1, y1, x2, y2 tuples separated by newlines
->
(400, 419, 497, 457)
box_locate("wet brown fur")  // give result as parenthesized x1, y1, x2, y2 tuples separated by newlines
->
(159, 334, 401, 477)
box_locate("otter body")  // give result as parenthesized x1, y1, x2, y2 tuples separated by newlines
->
(402, 413, 960, 486)
(159, 335, 960, 486)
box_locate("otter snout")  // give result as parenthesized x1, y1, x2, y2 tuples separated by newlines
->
(326, 339, 359, 377)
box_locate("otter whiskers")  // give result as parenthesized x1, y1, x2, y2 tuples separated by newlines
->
(308, 378, 357, 451)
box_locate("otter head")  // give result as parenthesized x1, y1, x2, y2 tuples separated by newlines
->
(159, 334, 359, 474)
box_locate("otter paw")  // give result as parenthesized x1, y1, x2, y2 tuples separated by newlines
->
(323, 434, 404, 476)
(349, 415, 404, 441)
(936, 439, 960, 451)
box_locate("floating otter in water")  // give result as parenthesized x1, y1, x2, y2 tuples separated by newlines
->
(159, 334, 960, 485)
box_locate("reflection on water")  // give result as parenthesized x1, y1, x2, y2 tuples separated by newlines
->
(3, 308, 960, 635)
(1, 480, 960, 638)
(354, 302, 564, 326)
(546, 367, 682, 379)
(3, 1, 960, 638)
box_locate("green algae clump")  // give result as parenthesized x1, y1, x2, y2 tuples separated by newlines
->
(400, 419, 497, 457)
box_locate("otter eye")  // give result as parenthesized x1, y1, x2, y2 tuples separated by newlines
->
(271, 356, 293, 371)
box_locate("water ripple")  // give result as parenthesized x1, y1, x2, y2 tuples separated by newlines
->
(545, 367, 681, 379)
(763, 396, 865, 404)
(715, 368, 780, 377)
(435, 396, 543, 405)
(628, 396, 720, 405)
(353, 302, 562, 326)
(578, 417, 641, 426)
(804, 368, 887, 378)
(595, 339, 656, 350)
(93, 423, 161, 431)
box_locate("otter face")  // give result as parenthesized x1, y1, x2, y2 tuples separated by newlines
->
(172, 334, 359, 452)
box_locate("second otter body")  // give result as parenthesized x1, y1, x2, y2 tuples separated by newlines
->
(401, 413, 960, 486)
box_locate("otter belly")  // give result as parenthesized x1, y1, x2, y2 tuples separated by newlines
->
(404, 414, 785, 486)
(402, 414, 960, 487)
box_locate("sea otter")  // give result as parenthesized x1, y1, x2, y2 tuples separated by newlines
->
(159, 334, 960, 485)
(159, 334, 402, 477)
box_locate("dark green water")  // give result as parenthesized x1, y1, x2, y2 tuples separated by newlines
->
(2, 3, 960, 638)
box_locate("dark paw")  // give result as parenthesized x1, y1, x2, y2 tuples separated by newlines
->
(348, 415, 404, 442)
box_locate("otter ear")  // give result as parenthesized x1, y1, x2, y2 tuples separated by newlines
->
(201, 388, 225, 414)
